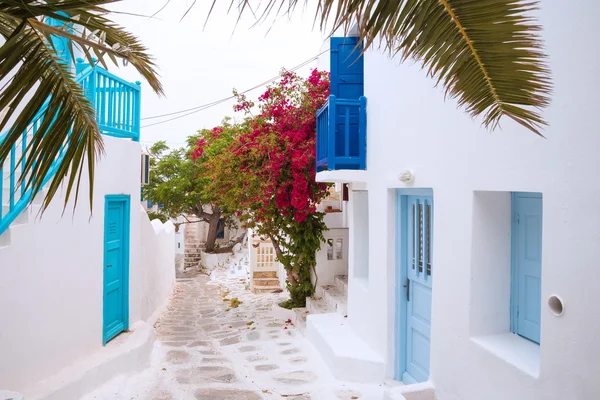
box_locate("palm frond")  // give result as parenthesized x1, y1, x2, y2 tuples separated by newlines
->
(0, 19, 102, 214)
(235, 0, 552, 135)
(0, 0, 163, 215)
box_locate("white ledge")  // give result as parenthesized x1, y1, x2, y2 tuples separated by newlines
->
(471, 332, 540, 378)
(316, 170, 368, 184)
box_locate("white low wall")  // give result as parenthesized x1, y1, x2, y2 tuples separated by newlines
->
(0, 136, 175, 396)
(141, 210, 176, 323)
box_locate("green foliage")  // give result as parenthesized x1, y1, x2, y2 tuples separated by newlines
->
(203, 72, 330, 307)
(143, 140, 201, 219)
(146, 211, 169, 223)
(142, 120, 241, 252)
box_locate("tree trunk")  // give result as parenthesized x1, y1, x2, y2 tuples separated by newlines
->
(205, 215, 220, 252)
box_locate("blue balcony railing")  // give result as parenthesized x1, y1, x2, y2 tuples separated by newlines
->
(316, 95, 367, 172)
(77, 59, 141, 141)
(0, 61, 141, 236)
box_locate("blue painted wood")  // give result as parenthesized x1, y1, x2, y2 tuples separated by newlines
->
(395, 193, 408, 380)
(103, 195, 131, 345)
(9, 144, 15, 209)
(315, 95, 367, 171)
(315, 36, 366, 172)
(327, 95, 337, 170)
(396, 191, 434, 383)
(330, 37, 364, 99)
(47, 13, 72, 65)
(358, 96, 367, 170)
(21, 130, 27, 196)
(511, 192, 542, 344)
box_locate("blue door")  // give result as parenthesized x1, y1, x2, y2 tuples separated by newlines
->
(46, 14, 73, 65)
(511, 192, 542, 344)
(103, 195, 130, 345)
(396, 194, 433, 383)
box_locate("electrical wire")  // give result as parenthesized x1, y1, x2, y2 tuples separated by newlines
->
(140, 50, 326, 129)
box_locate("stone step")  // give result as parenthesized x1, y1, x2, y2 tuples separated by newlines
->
(2, 204, 29, 226)
(316, 285, 347, 316)
(253, 278, 280, 287)
(292, 307, 309, 332)
(0, 227, 10, 248)
(253, 271, 277, 279)
(306, 297, 332, 315)
(334, 274, 348, 295)
(252, 286, 281, 294)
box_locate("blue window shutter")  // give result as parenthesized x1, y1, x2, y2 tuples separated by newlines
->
(147, 200, 153, 208)
(330, 36, 364, 100)
(329, 36, 365, 167)
(46, 13, 72, 65)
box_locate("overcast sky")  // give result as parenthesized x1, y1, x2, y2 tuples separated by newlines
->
(107, 1, 331, 150)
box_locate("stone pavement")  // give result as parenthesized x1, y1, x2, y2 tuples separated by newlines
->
(82, 267, 384, 400)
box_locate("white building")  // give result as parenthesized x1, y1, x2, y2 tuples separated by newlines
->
(0, 26, 175, 398)
(308, 2, 600, 399)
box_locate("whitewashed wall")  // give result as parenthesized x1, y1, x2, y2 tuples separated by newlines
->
(173, 216, 185, 255)
(0, 136, 174, 394)
(319, 1, 600, 399)
(141, 213, 176, 322)
(313, 228, 349, 287)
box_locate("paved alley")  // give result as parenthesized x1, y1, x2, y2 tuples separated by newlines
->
(82, 266, 384, 400)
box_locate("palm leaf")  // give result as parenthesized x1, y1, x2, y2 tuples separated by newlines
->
(233, 0, 551, 135)
(0, 0, 163, 215)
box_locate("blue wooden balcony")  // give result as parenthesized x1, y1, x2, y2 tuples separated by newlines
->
(316, 94, 367, 172)
(0, 61, 141, 236)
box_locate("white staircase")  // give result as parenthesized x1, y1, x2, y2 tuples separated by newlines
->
(292, 274, 348, 331)
(0, 159, 47, 249)
(292, 274, 386, 383)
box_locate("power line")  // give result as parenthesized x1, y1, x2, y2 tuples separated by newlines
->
(140, 50, 326, 129)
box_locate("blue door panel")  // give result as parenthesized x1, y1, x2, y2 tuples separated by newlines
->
(512, 193, 542, 344)
(397, 194, 433, 384)
(46, 14, 73, 65)
(103, 196, 130, 345)
(329, 37, 364, 99)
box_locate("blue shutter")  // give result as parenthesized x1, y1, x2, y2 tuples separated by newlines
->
(330, 37, 365, 168)
(330, 37, 364, 99)
(46, 13, 72, 65)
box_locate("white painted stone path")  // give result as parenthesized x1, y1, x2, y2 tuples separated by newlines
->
(82, 266, 384, 400)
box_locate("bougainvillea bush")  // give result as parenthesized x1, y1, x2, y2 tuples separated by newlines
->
(196, 69, 330, 307)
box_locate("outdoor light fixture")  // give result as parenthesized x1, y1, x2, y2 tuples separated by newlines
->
(398, 170, 415, 184)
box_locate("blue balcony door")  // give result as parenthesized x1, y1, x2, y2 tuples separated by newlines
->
(103, 195, 130, 345)
(396, 193, 433, 384)
(46, 13, 73, 65)
(511, 192, 542, 344)
(330, 37, 364, 168)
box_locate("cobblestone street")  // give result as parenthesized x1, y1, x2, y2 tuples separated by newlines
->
(83, 266, 383, 400)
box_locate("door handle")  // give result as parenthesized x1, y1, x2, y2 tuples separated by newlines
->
(107, 264, 112, 268)
(404, 279, 410, 302)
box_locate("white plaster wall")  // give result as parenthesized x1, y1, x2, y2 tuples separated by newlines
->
(141, 212, 176, 322)
(313, 228, 349, 287)
(0, 136, 173, 393)
(173, 216, 186, 255)
(334, 1, 600, 399)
